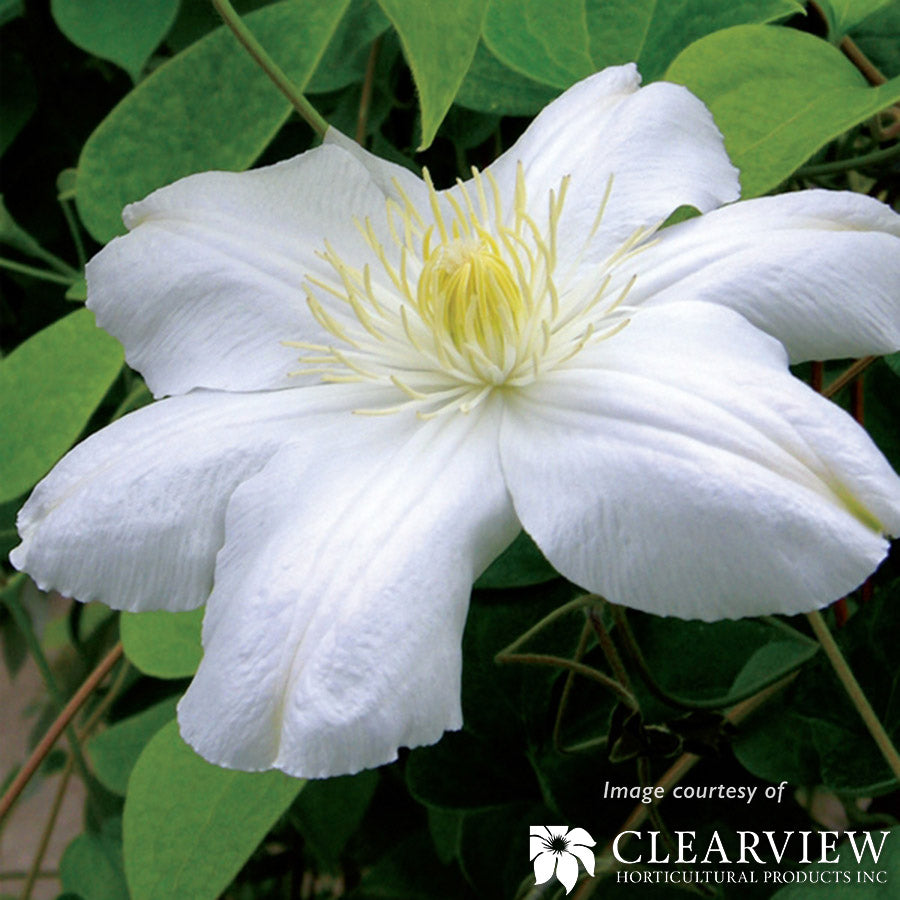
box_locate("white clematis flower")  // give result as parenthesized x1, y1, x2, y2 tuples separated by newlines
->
(530, 825, 596, 894)
(11, 65, 900, 778)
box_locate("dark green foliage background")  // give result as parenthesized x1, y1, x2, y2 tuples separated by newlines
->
(2, 1, 900, 898)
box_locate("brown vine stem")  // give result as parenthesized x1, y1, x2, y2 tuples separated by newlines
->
(840, 34, 886, 86)
(2, 577, 90, 783)
(499, 652, 639, 710)
(355, 35, 382, 145)
(808, 2, 900, 130)
(552, 618, 593, 751)
(839, 31, 900, 132)
(496, 594, 640, 709)
(587, 607, 632, 693)
(822, 355, 877, 398)
(0, 642, 124, 825)
(17, 658, 131, 900)
(806, 611, 900, 782)
(19, 757, 73, 900)
(566, 673, 797, 900)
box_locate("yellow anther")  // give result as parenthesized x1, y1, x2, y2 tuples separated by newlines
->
(290, 162, 642, 417)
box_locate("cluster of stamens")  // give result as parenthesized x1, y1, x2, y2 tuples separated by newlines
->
(286, 163, 655, 417)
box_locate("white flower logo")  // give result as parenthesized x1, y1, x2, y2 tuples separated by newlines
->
(531, 825, 596, 894)
(10, 65, 900, 780)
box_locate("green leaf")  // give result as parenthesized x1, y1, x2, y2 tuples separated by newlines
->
(482, 0, 801, 89)
(773, 826, 900, 898)
(727, 639, 820, 698)
(627, 613, 817, 716)
(885, 352, 900, 379)
(456, 802, 540, 898)
(475, 531, 558, 589)
(60, 818, 129, 900)
(455, 42, 559, 116)
(734, 587, 900, 794)
(853, 0, 900, 78)
(291, 769, 379, 869)
(0, 309, 123, 503)
(88, 697, 179, 795)
(120, 608, 204, 678)
(464, 581, 582, 740)
(427, 807, 463, 864)
(665, 25, 900, 197)
(51, 0, 180, 81)
(407, 730, 532, 810)
(376, 0, 488, 149)
(483, 0, 594, 90)
(0, 45, 36, 155)
(0, 195, 55, 260)
(349, 831, 469, 899)
(76, 0, 351, 245)
(124, 720, 304, 900)
(306, 0, 390, 94)
(0, 0, 23, 27)
(65, 277, 87, 301)
(57, 167, 77, 201)
(603, 0, 802, 83)
(817, 0, 894, 39)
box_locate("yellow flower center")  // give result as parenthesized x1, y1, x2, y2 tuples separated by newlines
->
(417, 234, 525, 362)
(287, 164, 653, 418)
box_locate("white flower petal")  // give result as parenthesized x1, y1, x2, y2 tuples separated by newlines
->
(626, 190, 900, 361)
(87, 144, 394, 397)
(532, 851, 557, 885)
(178, 401, 517, 777)
(10, 383, 390, 611)
(565, 827, 596, 848)
(325, 127, 430, 209)
(530, 834, 550, 860)
(568, 844, 595, 876)
(556, 853, 580, 893)
(500, 302, 900, 620)
(481, 65, 739, 272)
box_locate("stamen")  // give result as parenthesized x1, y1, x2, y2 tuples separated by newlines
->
(288, 162, 649, 417)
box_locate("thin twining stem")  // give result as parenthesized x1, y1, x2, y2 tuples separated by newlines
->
(499, 651, 639, 711)
(822, 356, 877, 399)
(611, 604, 815, 711)
(496, 593, 639, 710)
(17, 657, 131, 900)
(20, 756, 73, 900)
(59, 198, 87, 270)
(0, 257, 77, 286)
(211, 0, 329, 137)
(588, 606, 632, 694)
(807, 610, 900, 782)
(567, 673, 798, 900)
(2, 575, 91, 783)
(797, 143, 900, 179)
(552, 618, 593, 752)
(0, 642, 124, 824)
(355, 35, 382, 145)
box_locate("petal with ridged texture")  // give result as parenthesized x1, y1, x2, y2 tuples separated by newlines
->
(623, 190, 900, 362)
(178, 400, 517, 777)
(500, 302, 900, 620)
(479, 64, 739, 274)
(86, 144, 399, 397)
(10, 383, 392, 612)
